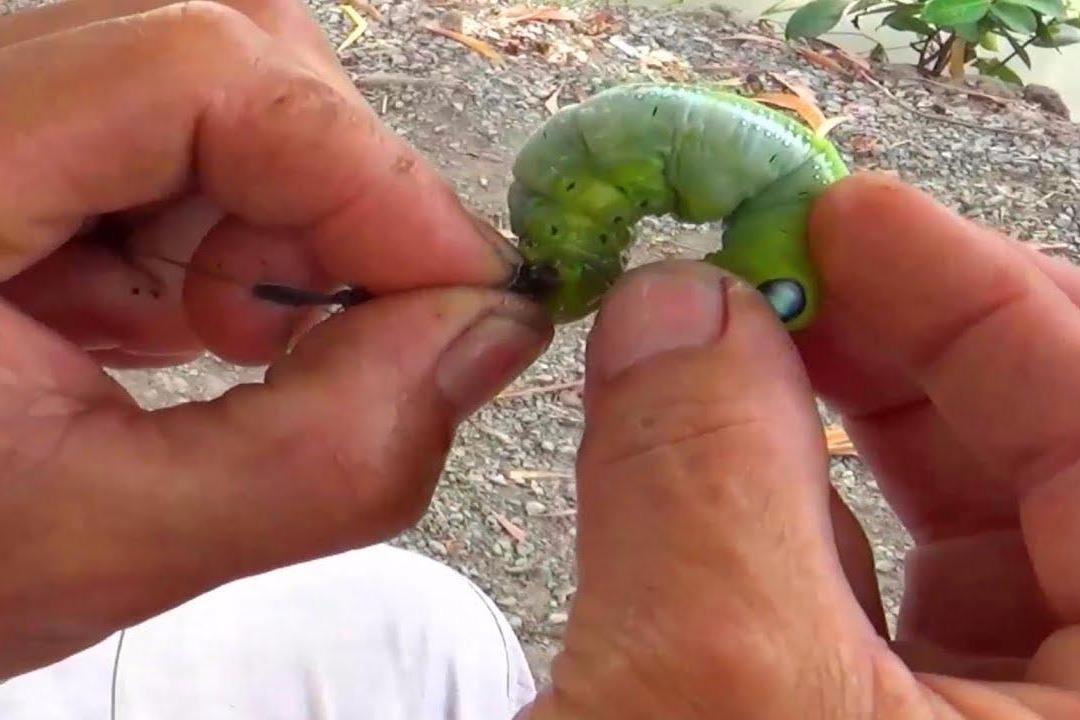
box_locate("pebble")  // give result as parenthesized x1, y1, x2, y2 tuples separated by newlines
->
(547, 612, 569, 625)
(525, 500, 547, 516)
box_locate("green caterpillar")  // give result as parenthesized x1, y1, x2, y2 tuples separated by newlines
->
(506, 82, 849, 332)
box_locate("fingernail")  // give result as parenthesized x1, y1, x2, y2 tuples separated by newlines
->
(469, 211, 524, 277)
(591, 262, 728, 381)
(438, 298, 552, 419)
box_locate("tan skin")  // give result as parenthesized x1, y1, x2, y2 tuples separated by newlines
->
(2, 1, 1080, 717)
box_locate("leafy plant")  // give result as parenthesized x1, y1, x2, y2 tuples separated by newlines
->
(771, 0, 1080, 84)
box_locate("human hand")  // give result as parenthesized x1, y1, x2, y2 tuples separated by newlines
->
(0, 0, 551, 680)
(519, 173, 1080, 718)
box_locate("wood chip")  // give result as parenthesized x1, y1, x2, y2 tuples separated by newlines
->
(824, 423, 857, 456)
(607, 35, 641, 58)
(495, 514, 527, 542)
(543, 83, 564, 115)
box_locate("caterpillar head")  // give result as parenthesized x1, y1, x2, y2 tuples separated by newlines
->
(507, 181, 630, 324)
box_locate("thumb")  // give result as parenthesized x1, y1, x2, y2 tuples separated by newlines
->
(2, 286, 552, 676)
(528, 261, 906, 719)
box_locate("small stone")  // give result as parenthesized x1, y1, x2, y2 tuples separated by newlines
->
(547, 611, 569, 625)
(508, 614, 524, 630)
(540, 440, 556, 452)
(558, 389, 582, 407)
(428, 540, 448, 556)
(875, 558, 895, 573)
(525, 500, 547, 516)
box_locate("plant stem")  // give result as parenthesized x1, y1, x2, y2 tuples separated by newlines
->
(948, 37, 968, 78)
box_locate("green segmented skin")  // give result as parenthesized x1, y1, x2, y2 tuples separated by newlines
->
(506, 82, 849, 331)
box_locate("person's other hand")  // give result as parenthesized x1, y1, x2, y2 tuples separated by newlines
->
(0, 0, 551, 680)
(521, 173, 1080, 718)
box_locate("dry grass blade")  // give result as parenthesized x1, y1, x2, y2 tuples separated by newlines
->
(509, 469, 574, 482)
(503, 5, 579, 24)
(496, 379, 583, 400)
(716, 33, 786, 48)
(336, 5, 368, 53)
(1031, 242, 1073, 252)
(422, 22, 504, 65)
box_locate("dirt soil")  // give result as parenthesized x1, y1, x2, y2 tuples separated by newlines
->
(4, 0, 1080, 686)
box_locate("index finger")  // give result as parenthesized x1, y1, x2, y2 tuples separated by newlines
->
(803, 172, 1080, 622)
(0, 1, 515, 308)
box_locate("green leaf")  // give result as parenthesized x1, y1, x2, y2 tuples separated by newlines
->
(953, 20, 983, 39)
(921, 0, 993, 26)
(995, 0, 1066, 19)
(975, 58, 1024, 82)
(990, 2, 1038, 32)
(979, 28, 1001, 48)
(785, 0, 851, 39)
(1002, 30, 1034, 65)
(883, 6, 936, 34)
(1031, 21, 1080, 44)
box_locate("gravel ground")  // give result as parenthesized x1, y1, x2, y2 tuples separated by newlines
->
(5, 0, 1080, 686)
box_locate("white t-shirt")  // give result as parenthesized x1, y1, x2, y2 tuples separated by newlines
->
(0, 545, 538, 720)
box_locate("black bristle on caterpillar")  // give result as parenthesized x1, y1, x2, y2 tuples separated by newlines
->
(506, 261, 561, 300)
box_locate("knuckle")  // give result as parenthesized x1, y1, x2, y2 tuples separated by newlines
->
(150, 1, 262, 53)
(221, 0, 307, 27)
(260, 71, 349, 122)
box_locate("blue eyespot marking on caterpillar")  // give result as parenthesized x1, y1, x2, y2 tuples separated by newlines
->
(757, 278, 806, 323)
